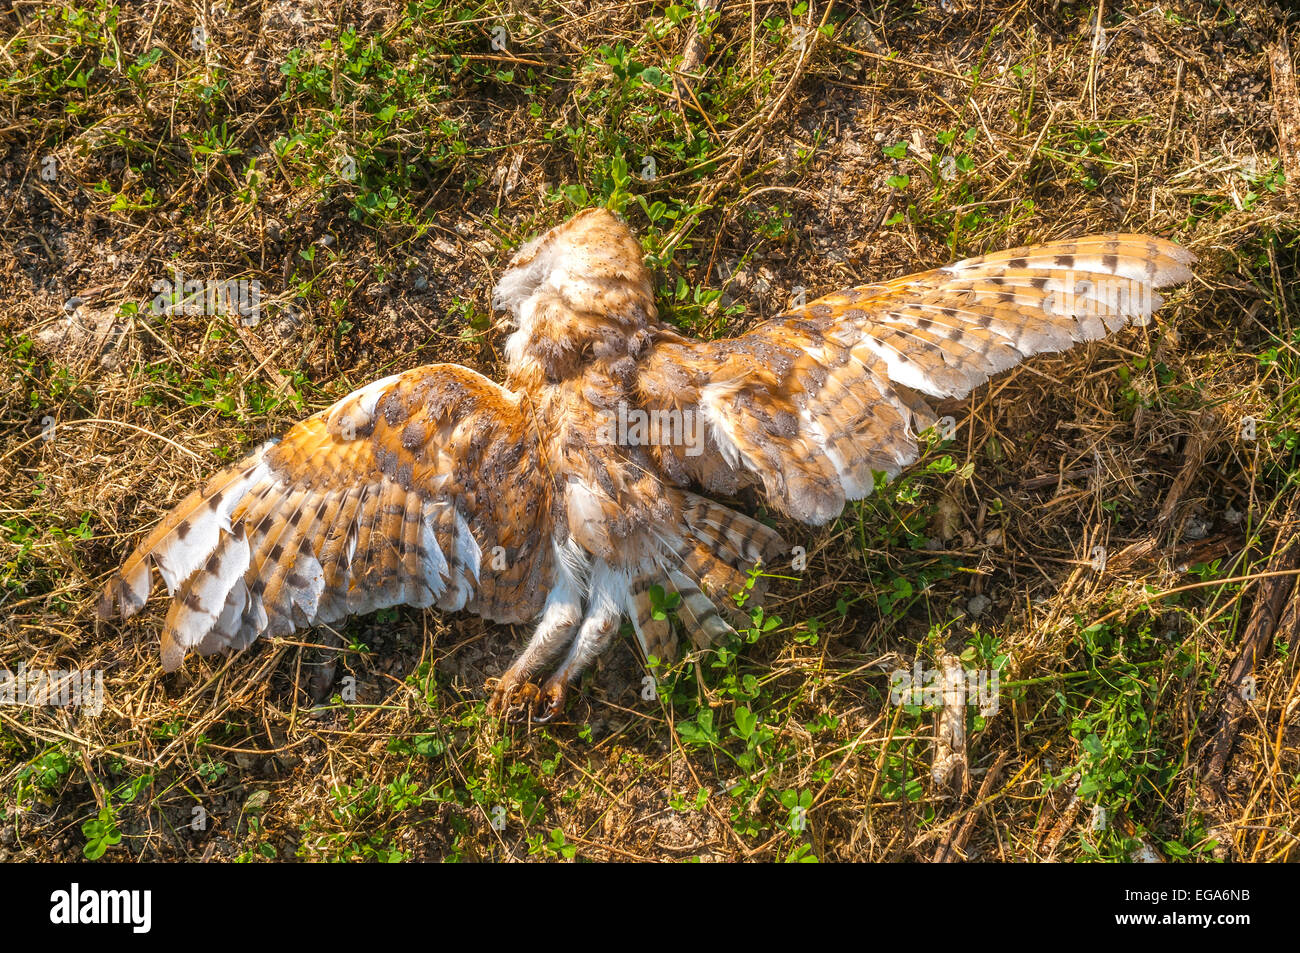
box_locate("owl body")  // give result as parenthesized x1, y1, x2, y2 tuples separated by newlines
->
(99, 208, 1195, 719)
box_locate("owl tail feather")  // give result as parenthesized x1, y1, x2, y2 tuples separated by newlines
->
(628, 492, 788, 663)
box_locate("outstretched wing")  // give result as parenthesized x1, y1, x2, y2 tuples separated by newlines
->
(98, 364, 554, 671)
(638, 234, 1196, 524)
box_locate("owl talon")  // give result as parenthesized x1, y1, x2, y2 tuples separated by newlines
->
(509, 682, 543, 722)
(487, 674, 544, 722)
(531, 680, 568, 724)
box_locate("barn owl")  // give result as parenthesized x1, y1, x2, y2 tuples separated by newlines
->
(98, 209, 1194, 721)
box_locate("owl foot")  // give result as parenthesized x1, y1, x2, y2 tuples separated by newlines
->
(485, 674, 539, 721)
(531, 679, 568, 724)
(485, 672, 569, 723)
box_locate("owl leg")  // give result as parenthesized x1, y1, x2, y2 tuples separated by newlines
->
(533, 564, 625, 723)
(486, 579, 582, 718)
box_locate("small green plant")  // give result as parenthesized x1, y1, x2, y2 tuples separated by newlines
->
(81, 806, 122, 860)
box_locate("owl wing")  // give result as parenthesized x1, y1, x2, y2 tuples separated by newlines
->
(639, 234, 1196, 525)
(98, 364, 554, 671)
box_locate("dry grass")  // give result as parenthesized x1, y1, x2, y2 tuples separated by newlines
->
(1, 0, 1298, 862)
